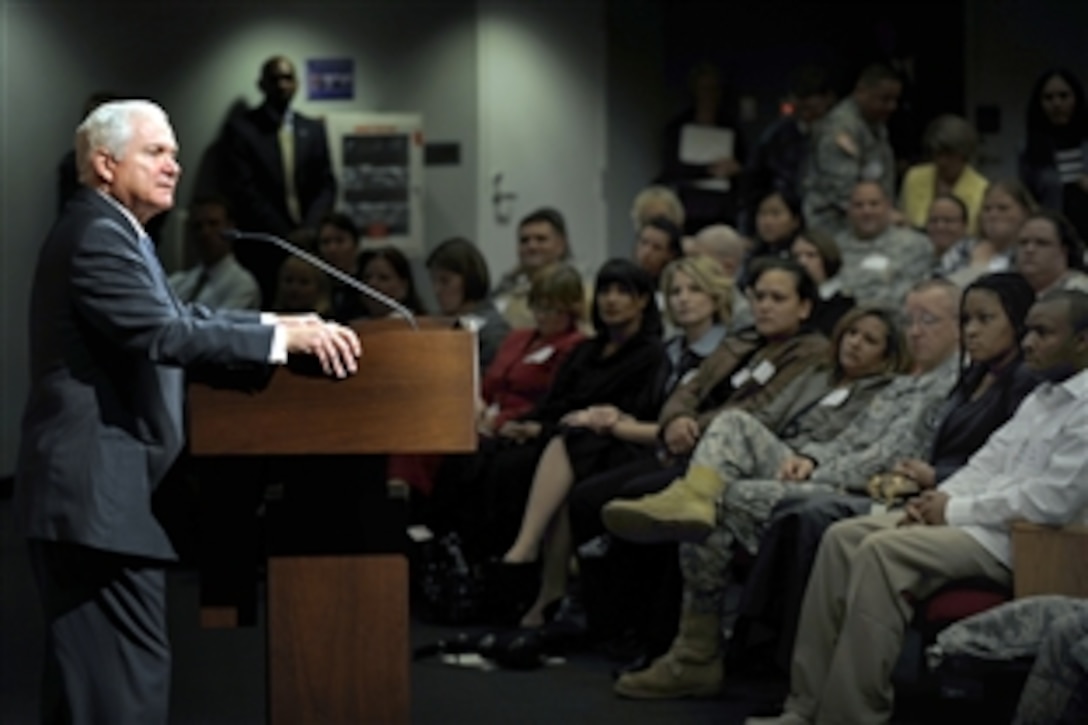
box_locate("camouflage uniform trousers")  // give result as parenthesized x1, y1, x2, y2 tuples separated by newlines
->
(1014, 604, 1088, 724)
(680, 408, 834, 615)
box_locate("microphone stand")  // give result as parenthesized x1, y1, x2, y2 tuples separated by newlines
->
(225, 229, 419, 330)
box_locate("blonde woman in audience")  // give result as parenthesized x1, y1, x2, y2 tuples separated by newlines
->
(688, 224, 752, 331)
(948, 180, 1036, 287)
(500, 255, 734, 627)
(899, 115, 989, 235)
(630, 185, 686, 231)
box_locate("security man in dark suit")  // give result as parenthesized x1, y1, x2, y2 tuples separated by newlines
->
(15, 99, 360, 723)
(222, 55, 338, 304)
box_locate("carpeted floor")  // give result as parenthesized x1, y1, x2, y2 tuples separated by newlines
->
(0, 494, 1005, 724)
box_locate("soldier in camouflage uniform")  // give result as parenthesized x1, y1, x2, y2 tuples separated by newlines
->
(802, 64, 901, 237)
(606, 280, 961, 700)
(836, 180, 933, 308)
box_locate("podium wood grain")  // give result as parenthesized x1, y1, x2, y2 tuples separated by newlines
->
(188, 322, 476, 724)
(268, 556, 409, 725)
(1012, 522, 1088, 599)
(189, 325, 476, 455)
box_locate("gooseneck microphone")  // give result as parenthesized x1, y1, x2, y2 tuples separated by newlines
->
(223, 229, 418, 330)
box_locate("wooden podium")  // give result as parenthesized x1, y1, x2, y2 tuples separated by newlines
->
(188, 320, 476, 724)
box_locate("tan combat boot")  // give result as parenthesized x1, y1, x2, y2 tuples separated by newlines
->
(613, 610, 722, 699)
(601, 465, 724, 544)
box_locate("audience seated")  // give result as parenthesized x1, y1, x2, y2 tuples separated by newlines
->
(748, 190, 802, 264)
(789, 229, 855, 336)
(749, 289, 1088, 725)
(900, 114, 989, 235)
(1016, 209, 1088, 296)
(602, 305, 909, 699)
(947, 179, 1036, 288)
(926, 194, 977, 277)
(1020, 68, 1088, 241)
(221, 55, 337, 304)
(492, 208, 577, 329)
(272, 254, 332, 316)
(634, 217, 684, 287)
(389, 262, 585, 508)
(428, 259, 664, 564)
(734, 272, 1041, 674)
(356, 246, 427, 319)
(835, 180, 933, 307)
(168, 196, 260, 310)
(802, 64, 901, 236)
(426, 236, 511, 370)
(566, 258, 827, 662)
(499, 255, 733, 627)
(688, 224, 753, 331)
(630, 185, 686, 231)
(316, 212, 367, 322)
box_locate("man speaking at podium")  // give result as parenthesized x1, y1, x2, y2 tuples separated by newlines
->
(14, 99, 360, 723)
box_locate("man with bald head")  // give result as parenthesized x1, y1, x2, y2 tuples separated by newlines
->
(689, 224, 753, 331)
(222, 55, 338, 303)
(750, 290, 1088, 725)
(836, 180, 932, 307)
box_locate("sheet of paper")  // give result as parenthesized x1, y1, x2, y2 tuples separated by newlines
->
(679, 124, 734, 192)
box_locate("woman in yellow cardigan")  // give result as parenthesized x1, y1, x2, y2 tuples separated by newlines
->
(900, 114, 989, 235)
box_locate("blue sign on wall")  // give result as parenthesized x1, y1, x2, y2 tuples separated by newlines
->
(306, 58, 354, 100)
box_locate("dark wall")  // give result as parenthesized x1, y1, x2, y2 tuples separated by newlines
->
(657, 0, 966, 165)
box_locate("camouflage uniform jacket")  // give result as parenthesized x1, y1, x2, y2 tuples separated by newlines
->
(836, 224, 933, 308)
(802, 97, 895, 236)
(658, 328, 829, 432)
(800, 354, 959, 490)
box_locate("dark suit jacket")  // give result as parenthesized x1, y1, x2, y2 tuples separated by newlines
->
(222, 104, 337, 236)
(15, 188, 275, 560)
(221, 104, 337, 304)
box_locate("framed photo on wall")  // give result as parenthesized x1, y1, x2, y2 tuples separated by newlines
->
(324, 112, 424, 254)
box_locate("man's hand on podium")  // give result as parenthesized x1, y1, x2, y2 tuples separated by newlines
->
(280, 315, 362, 379)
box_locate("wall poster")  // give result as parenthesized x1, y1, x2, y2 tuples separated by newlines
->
(324, 112, 424, 254)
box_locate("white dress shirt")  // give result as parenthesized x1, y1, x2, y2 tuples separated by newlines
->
(943, 368, 1088, 565)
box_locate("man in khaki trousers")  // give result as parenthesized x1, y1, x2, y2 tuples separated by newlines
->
(750, 289, 1088, 725)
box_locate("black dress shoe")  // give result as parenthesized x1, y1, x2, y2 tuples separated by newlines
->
(482, 559, 540, 625)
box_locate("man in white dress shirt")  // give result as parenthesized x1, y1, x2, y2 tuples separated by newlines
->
(749, 289, 1088, 725)
(169, 196, 260, 309)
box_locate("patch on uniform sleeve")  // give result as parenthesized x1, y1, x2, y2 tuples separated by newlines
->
(834, 132, 859, 157)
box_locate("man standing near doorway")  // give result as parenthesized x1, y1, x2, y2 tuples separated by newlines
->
(221, 55, 338, 304)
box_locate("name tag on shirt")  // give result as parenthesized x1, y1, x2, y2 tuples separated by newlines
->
(731, 367, 752, 387)
(869, 502, 888, 516)
(523, 345, 556, 364)
(752, 360, 777, 385)
(860, 254, 890, 272)
(819, 387, 851, 407)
